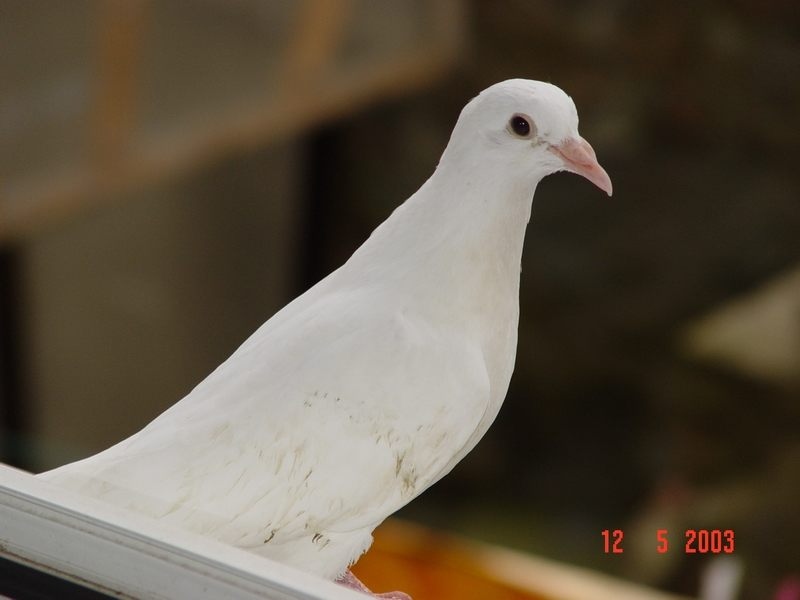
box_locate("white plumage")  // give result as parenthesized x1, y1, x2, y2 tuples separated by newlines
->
(39, 79, 611, 581)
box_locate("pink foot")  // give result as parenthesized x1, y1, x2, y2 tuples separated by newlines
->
(335, 570, 412, 599)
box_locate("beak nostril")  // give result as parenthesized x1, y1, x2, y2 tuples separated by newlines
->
(580, 138, 597, 161)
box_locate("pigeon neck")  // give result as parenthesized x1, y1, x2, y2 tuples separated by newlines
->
(344, 157, 544, 300)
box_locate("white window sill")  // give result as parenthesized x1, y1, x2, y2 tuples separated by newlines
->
(0, 464, 364, 599)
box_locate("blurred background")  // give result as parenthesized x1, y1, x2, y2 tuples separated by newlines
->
(1, 1, 798, 599)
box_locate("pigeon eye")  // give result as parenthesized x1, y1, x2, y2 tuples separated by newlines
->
(509, 114, 532, 138)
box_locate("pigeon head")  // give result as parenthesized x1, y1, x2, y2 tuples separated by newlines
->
(442, 79, 612, 196)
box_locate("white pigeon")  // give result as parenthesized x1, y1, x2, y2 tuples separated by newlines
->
(39, 79, 611, 597)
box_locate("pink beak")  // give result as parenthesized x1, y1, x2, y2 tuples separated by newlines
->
(549, 137, 613, 196)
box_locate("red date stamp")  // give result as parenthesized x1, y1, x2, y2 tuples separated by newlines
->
(601, 529, 735, 554)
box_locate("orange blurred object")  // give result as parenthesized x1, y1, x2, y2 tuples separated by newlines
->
(353, 520, 693, 600)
